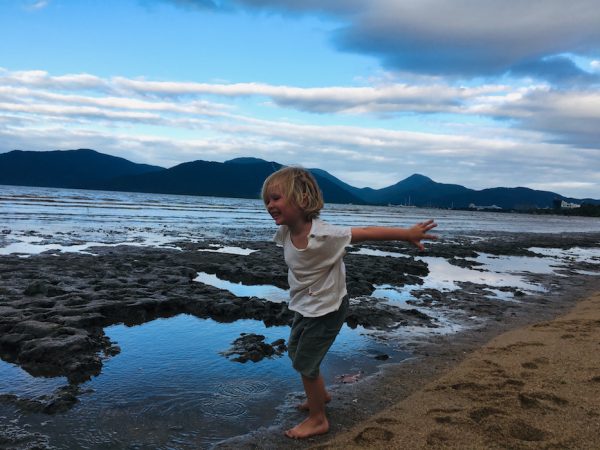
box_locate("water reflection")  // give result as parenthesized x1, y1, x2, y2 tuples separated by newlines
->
(194, 272, 289, 303)
(0, 315, 401, 449)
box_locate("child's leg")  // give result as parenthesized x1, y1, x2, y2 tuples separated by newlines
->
(297, 375, 331, 411)
(285, 296, 349, 439)
(285, 374, 329, 439)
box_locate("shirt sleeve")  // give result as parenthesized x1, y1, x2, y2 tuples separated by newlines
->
(310, 221, 352, 263)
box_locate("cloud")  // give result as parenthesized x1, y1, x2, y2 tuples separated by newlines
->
(0, 69, 108, 91)
(488, 88, 600, 148)
(3, 110, 597, 198)
(24, 0, 49, 11)
(166, 0, 600, 82)
(509, 56, 600, 84)
(113, 75, 510, 114)
(2, 68, 598, 150)
(1, 68, 598, 197)
(333, 0, 600, 80)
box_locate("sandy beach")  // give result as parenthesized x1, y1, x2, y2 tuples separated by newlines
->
(319, 290, 600, 449)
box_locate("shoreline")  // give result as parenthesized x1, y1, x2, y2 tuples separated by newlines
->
(320, 287, 600, 449)
(214, 274, 600, 449)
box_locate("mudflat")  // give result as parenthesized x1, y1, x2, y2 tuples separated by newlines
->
(1, 231, 599, 448)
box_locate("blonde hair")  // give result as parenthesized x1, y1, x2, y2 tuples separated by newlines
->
(261, 166, 324, 220)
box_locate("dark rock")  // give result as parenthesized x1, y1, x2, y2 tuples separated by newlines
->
(23, 281, 66, 297)
(0, 333, 31, 351)
(222, 333, 286, 363)
(104, 345, 121, 356)
(346, 297, 437, 330)
(13, 320, 60, 338)
(448, 257, 485, 270)
(0, 384, 80, 414)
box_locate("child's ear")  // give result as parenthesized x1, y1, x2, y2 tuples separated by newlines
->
(299, 193, 309, 208)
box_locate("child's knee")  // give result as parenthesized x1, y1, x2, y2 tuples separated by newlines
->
(294, 362, 319, 379)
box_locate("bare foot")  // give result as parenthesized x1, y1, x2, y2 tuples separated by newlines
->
(297, 393, 332, 411)
(285, 416, 329, 439)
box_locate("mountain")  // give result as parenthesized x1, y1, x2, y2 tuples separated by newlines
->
(102, 158, 366, 204)
(357, 174, 471, 206)
(437, 186, 563, 210)
(1, 149, 597, 208)
(0, 149, 163, 189)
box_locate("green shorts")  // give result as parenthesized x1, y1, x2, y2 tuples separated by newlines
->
(287, 296, 349, 379)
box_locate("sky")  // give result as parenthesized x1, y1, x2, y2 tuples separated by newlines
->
(0, 0, 599, 199)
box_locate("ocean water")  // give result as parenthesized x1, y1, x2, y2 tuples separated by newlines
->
(1, 185, 600, 449)
(3, 185, 600, 251)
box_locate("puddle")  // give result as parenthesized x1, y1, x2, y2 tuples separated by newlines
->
(351, 252, 552, 294)
(372, 284, 419, 307)
(0, 360, 68, 399)
(351, 247, 411, 258)
(0, 235, 98, 257)
(472, 253, 560, 274)
(1, 315, 405, 449)
(198, 244, 258, 256)
(367, 253, 561, 337)
(529, 246, 600, 264)
(194, 272, 289, 303)
(417, 256, 546, 293)
(0, 234, 182, 257)
(573, 269, 600, 276)
(371, 284, 466, 336)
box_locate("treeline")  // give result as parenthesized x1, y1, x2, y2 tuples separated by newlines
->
(560, 203, 600, 217)
(530, 203, 600, 217)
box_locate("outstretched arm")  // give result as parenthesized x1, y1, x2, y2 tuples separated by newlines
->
(351, 219, 438, 251)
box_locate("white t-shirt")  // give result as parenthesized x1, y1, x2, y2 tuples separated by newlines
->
(274, 218, 352, 317)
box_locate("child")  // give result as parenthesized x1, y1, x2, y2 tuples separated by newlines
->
(261, 166, 437, 439)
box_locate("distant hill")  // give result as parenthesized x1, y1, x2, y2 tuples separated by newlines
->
(0, 149, 163, 189)
(0, 150, 364, 204)
(105, 158, 365, 204)
(357, 174, 471, 206)
(1, 149, 597, 209)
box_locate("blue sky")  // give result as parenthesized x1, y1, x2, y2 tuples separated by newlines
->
(1, 0, 599, 198)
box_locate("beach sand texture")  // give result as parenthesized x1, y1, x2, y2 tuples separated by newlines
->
(319, 291, 600, 449)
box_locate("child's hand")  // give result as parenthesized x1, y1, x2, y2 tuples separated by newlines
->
(407, 219, 438, 251)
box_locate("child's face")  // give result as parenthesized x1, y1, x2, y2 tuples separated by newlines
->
(264, 184, 306, 227)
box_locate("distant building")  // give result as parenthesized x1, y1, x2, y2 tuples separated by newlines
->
(560, 200, 580, 209)
(553, 198, 580, 209)
(468, 203, 502, 210)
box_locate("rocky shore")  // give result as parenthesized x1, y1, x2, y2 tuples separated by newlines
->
(0, 231, 599, 448)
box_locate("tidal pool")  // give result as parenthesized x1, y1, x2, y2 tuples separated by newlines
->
(0, 314, 405, 449)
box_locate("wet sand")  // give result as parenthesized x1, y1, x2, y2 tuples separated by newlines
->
(319, 289, 600, 449)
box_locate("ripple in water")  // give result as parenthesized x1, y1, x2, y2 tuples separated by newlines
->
(201, 397, 247, 418)
(217, 380, 270, 397)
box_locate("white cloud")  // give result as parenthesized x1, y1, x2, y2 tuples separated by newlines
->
(113, 76, 511, 114)
(0, 68, 598, 198)
(486, 89, 600, 148)
(0, 69, 106, 91)
(24, 0, 49, 11)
